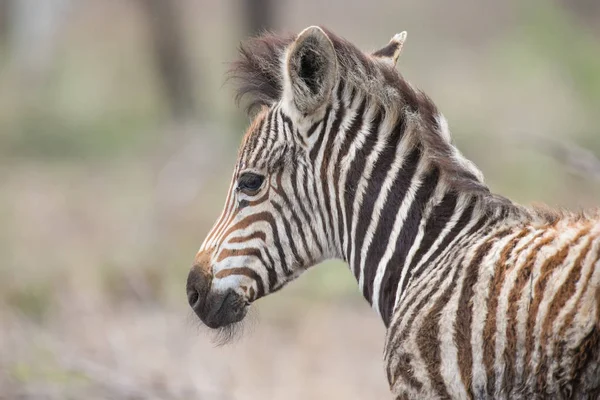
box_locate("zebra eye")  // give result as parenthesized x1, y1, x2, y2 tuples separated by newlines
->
(237, 172, 265, 194)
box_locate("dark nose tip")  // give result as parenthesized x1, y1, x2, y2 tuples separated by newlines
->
(186, 265, 211, 312)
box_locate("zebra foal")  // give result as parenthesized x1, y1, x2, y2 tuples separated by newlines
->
(186, 26, 600, 399)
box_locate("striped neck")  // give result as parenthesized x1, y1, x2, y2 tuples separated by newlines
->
(312, 87, 495, 326)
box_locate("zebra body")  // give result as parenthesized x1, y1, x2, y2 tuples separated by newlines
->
(386, 216, 600, 399)
(186, 26, 600, 399)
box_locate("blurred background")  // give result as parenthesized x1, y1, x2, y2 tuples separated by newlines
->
(1, 0, 599, 399)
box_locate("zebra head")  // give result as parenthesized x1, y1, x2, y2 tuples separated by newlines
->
(187, 26, 407, 331)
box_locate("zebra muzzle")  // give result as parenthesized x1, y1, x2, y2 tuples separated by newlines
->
(187, 260, 247, 329)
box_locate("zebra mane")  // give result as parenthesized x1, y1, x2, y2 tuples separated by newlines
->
(230, 27, 416, 114)
(230, 32, 295, 114)
(230, 28, 522, 209)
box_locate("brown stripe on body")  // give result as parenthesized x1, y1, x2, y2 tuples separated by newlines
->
(454, 229, 511, 398)
(557, 245, 600, 337)
(553, 240, 600, 375)
(417, 255, 465, 399)
(482, 228, 533, 395)
(502, 232, 557, 392)
(567, 270, 600, 394)
(537, 234, 594, 386)
(543, 236, 594, 344)
(524, 227, 591, 388)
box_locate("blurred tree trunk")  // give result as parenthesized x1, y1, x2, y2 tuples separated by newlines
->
(0, 0, 10, 47)
(243, 0, 275, 36)
(139, 0, 196, 121)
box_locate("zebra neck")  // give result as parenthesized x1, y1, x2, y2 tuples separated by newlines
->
(346, 186, 490, 326)
(315, 91, 496, 326)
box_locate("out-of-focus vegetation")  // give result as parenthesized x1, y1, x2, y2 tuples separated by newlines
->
(0, 0, 599, 398)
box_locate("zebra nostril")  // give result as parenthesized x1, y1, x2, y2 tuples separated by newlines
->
(187, 260, 212, 312)
(187, 288, 200, 308)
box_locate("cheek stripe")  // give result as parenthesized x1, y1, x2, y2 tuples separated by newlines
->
(214, 267, 265, 298)
(229, 231, 267, 244)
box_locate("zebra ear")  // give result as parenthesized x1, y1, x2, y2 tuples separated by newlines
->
(372, 31, 407, 66)
(285, 26, 337, 115)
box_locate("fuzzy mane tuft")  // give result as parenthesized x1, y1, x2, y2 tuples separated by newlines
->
(229, 32, 295, 114)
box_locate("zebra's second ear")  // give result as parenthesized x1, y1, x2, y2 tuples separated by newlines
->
(372, 31, 407, 66)
(285, 26, 337, 115)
